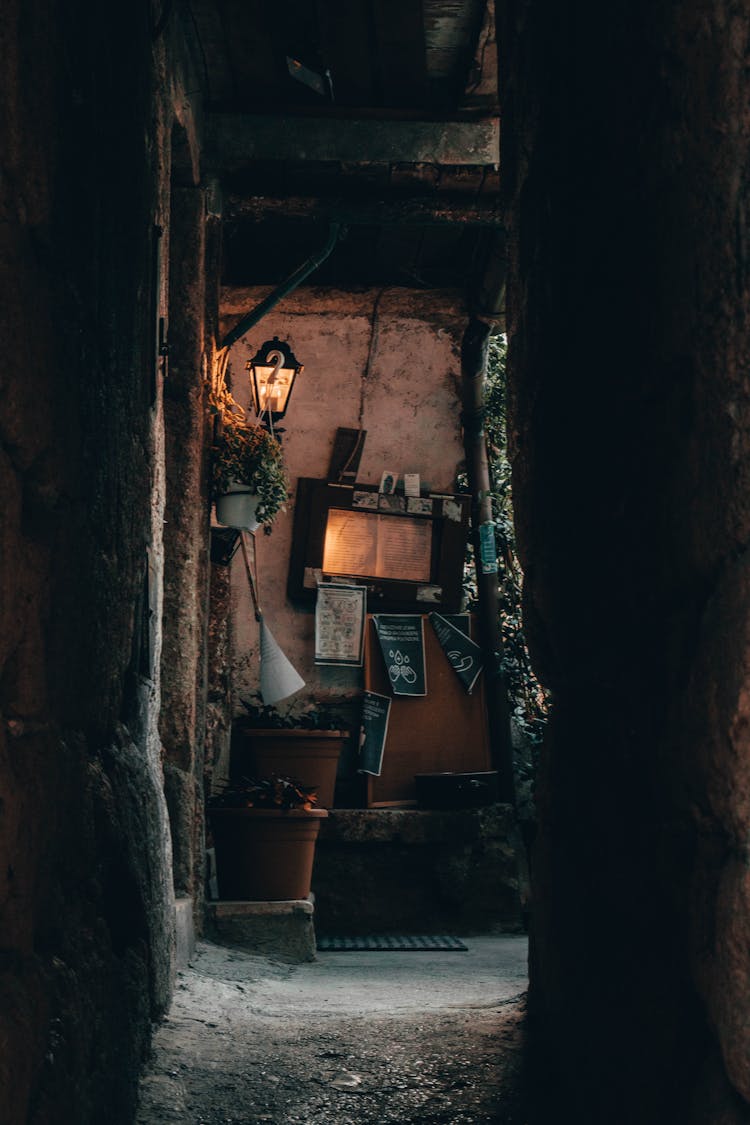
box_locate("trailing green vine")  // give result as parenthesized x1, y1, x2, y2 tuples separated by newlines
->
(460, 333, 549, 818)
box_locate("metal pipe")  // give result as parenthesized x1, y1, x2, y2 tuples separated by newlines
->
(220, 222, 343, 350)
(460, 316, 516, 806)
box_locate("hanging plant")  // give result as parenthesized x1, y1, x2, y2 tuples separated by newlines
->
(209, 383, 289, 527)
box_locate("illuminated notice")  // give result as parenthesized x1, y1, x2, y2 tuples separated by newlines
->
(323, 509, 433, 583)
(315, 583, 366, 667)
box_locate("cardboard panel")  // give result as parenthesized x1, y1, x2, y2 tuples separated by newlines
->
(363, 614, 491, 805)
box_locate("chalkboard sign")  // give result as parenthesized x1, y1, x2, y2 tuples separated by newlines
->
(358, 690, 392, 776)
(429, 612, 483, 694)
(442, 613, 470, 637)
(373, 614, 427, 696)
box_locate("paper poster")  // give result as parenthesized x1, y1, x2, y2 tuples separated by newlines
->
(479, 520, 498, 573)
(429, 612, 483, 694)
(314, 582, 366, 666)
(358, 690, 392, 776)
(352, 490, 379, 509)
(404, 473, 420, 497)
(378, 493, 406, 513)
(372, 614, 427, 696)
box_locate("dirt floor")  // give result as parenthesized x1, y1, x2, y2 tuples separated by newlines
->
(136, 936, 529, 1124)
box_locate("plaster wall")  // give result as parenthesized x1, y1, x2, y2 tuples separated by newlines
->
(219, 287, 468, 718)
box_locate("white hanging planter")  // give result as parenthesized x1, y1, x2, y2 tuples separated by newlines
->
(215, 481, 261, 532)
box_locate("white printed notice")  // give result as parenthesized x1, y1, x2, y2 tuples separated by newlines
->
(323, 508, 432, 583)
(315, 582, 366, 667)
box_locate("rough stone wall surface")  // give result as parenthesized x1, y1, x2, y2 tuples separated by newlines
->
(314, 806, 523, 935)
(0, 4, 203, 1121)
(217, 287, 468, 714)
(206, 564, 233, 786)
(500, 1, 750, 1121)
(160, 185, 211, 915)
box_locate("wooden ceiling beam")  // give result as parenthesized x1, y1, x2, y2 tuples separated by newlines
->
(225, 193, 504, 228)
(205, 113, 499, 169)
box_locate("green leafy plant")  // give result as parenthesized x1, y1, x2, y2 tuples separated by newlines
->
(208, 774, 318, 810)
(459, 333, 550, 820)
(209, 392, 288, 527)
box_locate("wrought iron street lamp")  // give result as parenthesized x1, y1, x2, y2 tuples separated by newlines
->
(246, 336, 303, 427)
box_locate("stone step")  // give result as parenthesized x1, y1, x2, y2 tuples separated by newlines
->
(206, 896, 316, 962)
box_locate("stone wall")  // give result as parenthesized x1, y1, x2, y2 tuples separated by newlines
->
(160, 184, 213, 919)
(314, 806, 523, 935)
(500, 1, 750, 1120)
(0, 5, 205, 1121)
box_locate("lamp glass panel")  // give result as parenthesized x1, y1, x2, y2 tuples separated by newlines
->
(253, 363, 295, 413)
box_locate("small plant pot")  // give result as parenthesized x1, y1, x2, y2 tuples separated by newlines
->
(215, 481, 260, 531)
(232, 730, 347, 809)
(210, 807, 328, 901)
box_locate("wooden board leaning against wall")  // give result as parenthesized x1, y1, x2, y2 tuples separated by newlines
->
(363, 614, 491, 806)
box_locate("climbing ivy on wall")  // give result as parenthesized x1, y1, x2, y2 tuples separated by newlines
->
(460, 333, 549, 817)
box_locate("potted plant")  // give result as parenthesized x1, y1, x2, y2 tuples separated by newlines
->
(231, 700, 349, 809)
(210, 396, 288, 532)
(208, 775, 328, 901)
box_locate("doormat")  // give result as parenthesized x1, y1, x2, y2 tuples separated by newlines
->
(316, 934, 468, 952)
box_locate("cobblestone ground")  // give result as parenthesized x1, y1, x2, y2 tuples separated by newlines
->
(137, 938, 528, 1124)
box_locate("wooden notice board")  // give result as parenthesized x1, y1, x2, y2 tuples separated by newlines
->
(363, 614, 491, 806)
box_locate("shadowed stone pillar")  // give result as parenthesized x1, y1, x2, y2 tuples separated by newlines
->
(499, 1, 750, 1120)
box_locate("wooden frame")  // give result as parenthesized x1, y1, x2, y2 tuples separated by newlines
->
(288, 477, 471, 614)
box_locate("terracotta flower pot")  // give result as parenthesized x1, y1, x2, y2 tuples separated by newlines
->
(210, 807, 328, 901)
(232, 730, 347, 809)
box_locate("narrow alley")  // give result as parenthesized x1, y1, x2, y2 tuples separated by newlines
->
(136, 936, 528, 1124)
(5, 3, 750, 1123)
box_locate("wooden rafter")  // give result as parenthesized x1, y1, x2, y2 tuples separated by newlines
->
(206, 112, 499, 168)
(225, 193, 504, 228)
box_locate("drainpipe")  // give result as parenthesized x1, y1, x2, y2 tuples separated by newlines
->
(461, 316, 516, 806)
(220, 222, 343, 350)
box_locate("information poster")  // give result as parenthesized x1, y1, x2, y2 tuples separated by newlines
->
(479, 520, 498, 574)
(429, 612, 483, 694)
(442, 613, 470, 637)
(358, 690, 392, 776)
(372, 614, 427, 696)
(314, 583, 366, 667)
(323, 508, 433, 583)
